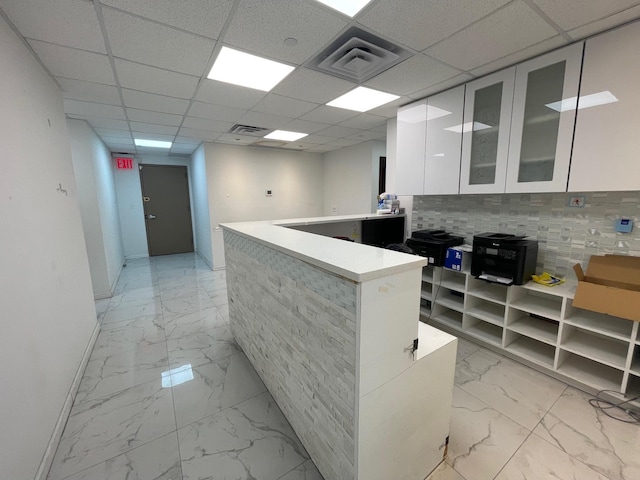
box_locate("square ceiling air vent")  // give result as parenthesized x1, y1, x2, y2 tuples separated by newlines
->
(306, 26, 412, 83)
(228, 124, 272, 136)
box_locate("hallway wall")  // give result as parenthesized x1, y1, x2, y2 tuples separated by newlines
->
(190, 144, 213, 267)
(0, 15, 98, 480)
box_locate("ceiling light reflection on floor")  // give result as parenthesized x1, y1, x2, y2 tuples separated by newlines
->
(161, 364, 194, 387)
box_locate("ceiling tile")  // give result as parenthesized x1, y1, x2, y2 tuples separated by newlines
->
(126, 108, 183, 126)
(338, 113, 387, 130)
(58, 77, 121, 105)
(469, 35, 568, 77)
(237, 111, 291, 129)
(1, 0, 106, 53)
(366, 96, 410, 117)
(280, 119, 332, 134)
(63, 99, 126, 119)
(104, 144, 135, 151)
(424, 1, 558, 71)
(71, 116, 130, 130)
(187, 102, 246, 122)
(358, 0, 511, 51)
(195, 80, 266, 109)
(173, 141, 201, 148)
(102, 8, 215, 76)
(346, 130, 386, 141)
(28, 40, 115, 84)
(300, 106, 358, 124)
(170, 147, 197, 154)
(281, 143, 315, 151)
(177, 128, 222, 141)
(252, 94, 319, 118)
(326, 138, 363, 147)
(130, 132, 175, 142)
(175, 136, 205, 146)
(532, 0, 640, 31)
(101, 135, 134, 145)
(121, 89, 190, 115)
(301, 134, 336, 144)
(101, 0, 234, 39)
(128, 122, 178, 135)
(182, 117, 233, 132)
(315, 125, 364, 138)
(567, 5, 640, 40)
(369, 123, 389, 133)
(365, 54, 463, 95)
(407, 73, 473, 99)
(134, 146, 171, 155)
(272, 68, 354, 104)
(223, 0, 349, 65)
(215, 133, 256, 145)
(114, 59, 199, 98)
(94, 128, 132, 139)
(306, 144, 338, 153)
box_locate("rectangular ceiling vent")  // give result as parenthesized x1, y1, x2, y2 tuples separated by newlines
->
(306, 26, 412, 83)
(228, 124, 271, 137)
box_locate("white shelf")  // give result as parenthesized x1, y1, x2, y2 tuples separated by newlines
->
(422, 272, 434, 284)
(420, 307, 432, 319)
(510, 294, 562, 321)
(557, 354, 624, 392)
(466, 321, 503, 347)
(421, 290, 433, 302)
(508, 315, 558, 346)
(506, 336, 555, 369)
(564, 309, 634, 341)
(435, 293, 465, 313)
(440, 276, 466, 293)
(466, 302, 505, 327)
(430, 309, 463, 330)
(522, 280, 576, 299)
(467, 283, 507, 304)
(561, 330, 628, 370)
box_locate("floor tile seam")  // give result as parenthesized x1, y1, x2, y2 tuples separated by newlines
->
(274, 458, 312, 480)
(174, 388, 269, 432)
(165, 321, 235, 343)
(490, 428, 536, 480)
(164, 316, 184, 480)
(48, 430, 180, 480)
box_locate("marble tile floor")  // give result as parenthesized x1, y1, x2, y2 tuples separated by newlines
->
(50, 253, 638, 480)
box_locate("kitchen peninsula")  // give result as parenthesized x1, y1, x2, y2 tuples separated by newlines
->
(221, 214, 457, 480)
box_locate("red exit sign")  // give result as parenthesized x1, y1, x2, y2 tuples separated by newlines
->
(115, 157, 134, 169)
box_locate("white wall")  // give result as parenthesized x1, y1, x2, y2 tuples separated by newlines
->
(204, 143, 324, 268)
(67, 119, 124, 298)
(323, 140, 384, 215)
(189, 145, 213, 267)
(0, 16, 98, 480)
(114, 155, 193, 258)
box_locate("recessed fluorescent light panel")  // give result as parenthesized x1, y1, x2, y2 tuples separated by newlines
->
(327, 86, 400, 112)
(315, 0, 373, 17)
(134, 139, 172, 148)
(208, 47, 295, 92)
(444, 122, 492, 133)
(545, 91, 618, 112)
(264, 130, 308, 142)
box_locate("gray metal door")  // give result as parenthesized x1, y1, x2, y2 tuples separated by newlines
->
(139, 164, 194, 256)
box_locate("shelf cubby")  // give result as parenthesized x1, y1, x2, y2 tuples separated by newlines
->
(560, 326, 628, 371)
(564, 304, 634, 341)
(465, 319, 503, 347)
(506, 310, 558, 346)
(422, 265, 435, 284)
(465, 296, 505, 327)
(509, 288, 563, 321)
(466, 279, 508, 305)
(556, 351, 624, 392)
(630, 345, 640, 376)
(434, 290, 465, 313)
(504, 332, 555, 369)
(421, 290, 433, 302)
(429, 308, 463, 330)
(439, 269, 466, 293)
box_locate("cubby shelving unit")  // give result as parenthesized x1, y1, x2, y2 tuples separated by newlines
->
(421, 265, 640, 396)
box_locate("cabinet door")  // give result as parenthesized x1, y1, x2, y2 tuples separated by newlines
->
(459, 68, 515, 194)
(423, 86, 464, 194)
(396, 100, 427, 195)
(569, 22, 640, 192)
(505, 42, 583, 193)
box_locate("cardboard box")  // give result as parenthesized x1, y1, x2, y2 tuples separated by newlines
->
(573, 254, 640, 322)
(444, 245, 472, 272)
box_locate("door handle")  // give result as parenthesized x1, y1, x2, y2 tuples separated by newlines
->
(145, 214, 157, 220)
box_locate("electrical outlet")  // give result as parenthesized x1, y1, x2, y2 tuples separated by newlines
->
(265, 189, 273, 197)
(568, 196, 585, 207)
(331, 205, 338, 215)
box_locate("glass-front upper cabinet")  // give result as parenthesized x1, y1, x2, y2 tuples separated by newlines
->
(505, 42, 584, 193)
(459, 68, 516, 194)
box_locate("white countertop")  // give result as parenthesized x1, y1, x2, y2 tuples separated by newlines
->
(221, 214, 426, 283)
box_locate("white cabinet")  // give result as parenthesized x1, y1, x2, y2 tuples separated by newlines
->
(506, 42, 583, 193)
(424, 86, 464, 194)
(396, 100, 427, 195)
(459, 68, 515, 194)
(569, 21, 640, 192)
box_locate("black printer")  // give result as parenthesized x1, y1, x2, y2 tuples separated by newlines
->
(406, 230, 464, 266)
(471, 233, 538, 285)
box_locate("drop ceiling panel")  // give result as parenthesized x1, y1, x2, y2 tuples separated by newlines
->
(174, 137, 205, 146)
(299, 134, 334, 144)
(101, 136, 134, 146)
(215, 133, 256, 145)
(63, 99, 126, 119)
(223, 0, 349, 65)
(128, 122, 178, 135)
(195, 80, 266, 109)
(173, 141, 201, 149)
(300, 106, 358, 124)
(75, 117, 130, 130)
(338, 113, 387, 130)
(364, 54, 463, 95)
(102, 8, 215, 76)
(187, 102, 246, 122)
(182, 117, 233, 132)
(237, 111, 292, 130)
(94, 128, 133, 139)
(121, 89, 190, 115)
(346, 130, 385, 141)
(306, 144, 337, 153)
(326, 137, 363, 147)
(272, 68, 354, 104)
(58, 78, 121, 105)
(101, 0, 234, 39)
(424, 1, 558, 71)
(177, 128, 222, 141)
(358, 0, 511, 51)
(567, 5, 640, 40)
(408, 73, 473, 99)
(115, 59, 199, 98)
(170, 146, 197, 154)
(532, 0, 640, 31)
(252, 94, 318, 118)
(105, 144, 135, 151)
(315, 125, 363, 138)
(28, 40, 115, 84)
(366, 96, 409, 117)
(126, 108, 183, 126)
(1, 0, 106, 53)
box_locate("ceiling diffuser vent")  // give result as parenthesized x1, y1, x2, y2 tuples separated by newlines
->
(306, 27, 412, 83)
(228, 124, 271, 136)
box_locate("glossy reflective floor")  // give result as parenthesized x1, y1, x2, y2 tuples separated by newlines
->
(47, 253, 639, 480)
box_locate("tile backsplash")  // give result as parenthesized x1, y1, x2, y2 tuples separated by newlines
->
(412, 191, 640, 278)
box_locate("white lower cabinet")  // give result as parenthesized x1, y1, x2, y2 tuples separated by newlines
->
(422, 265, 640, 396)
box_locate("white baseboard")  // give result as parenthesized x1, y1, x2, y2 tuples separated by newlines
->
(213, 264, 226, 271)
(196, 251, 214, 270)
(34, 321, 101, 480)
(125, 254, 149, 260)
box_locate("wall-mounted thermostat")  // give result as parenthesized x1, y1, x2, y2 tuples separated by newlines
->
(265, 189, 273, 197)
